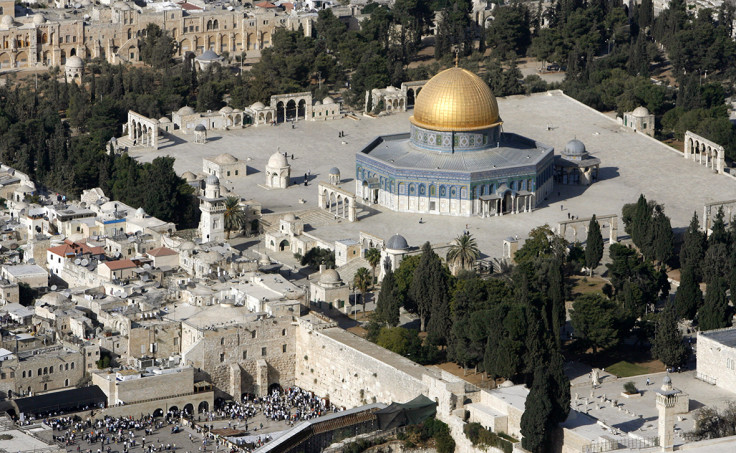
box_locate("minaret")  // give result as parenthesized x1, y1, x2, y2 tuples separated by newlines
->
(199, 174, 226, 243)
(656, 375, 680, 451)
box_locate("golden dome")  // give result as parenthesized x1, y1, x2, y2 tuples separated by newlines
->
(410, 67, 501, 132)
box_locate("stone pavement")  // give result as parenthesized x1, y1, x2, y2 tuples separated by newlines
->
(130, 91, 736, 259)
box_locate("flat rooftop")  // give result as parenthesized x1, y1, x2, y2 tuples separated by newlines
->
(699, 327, 736, 348)
(359, 132, 551, 174)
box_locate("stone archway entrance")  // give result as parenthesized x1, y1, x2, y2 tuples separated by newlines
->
(279, 239, 289, 251)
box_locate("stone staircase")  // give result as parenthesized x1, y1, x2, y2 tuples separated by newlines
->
(335, 256, 371, 286)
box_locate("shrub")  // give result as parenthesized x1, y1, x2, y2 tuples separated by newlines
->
(624, 381, 638, 394)
(464, 422, 513, 453)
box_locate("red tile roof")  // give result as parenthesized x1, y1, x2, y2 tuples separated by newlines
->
(147, 247, 177, 257)
(178, 1, 203, 10)
(103, 260, 137, 271)
(255, 1, 277, 8)
(48, 241, 105, 258)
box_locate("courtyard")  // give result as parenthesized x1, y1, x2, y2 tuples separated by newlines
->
(129, 90, 736, 258)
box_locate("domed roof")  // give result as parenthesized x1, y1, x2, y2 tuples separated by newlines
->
(250, 101, 266, 109)
(196, 49, 222, 61)
(564, 139, 586, 156)
(632, 106, 650, 117)
(135, 207, 146, 218)
(386, 234, 409, 250)
(314, 101, 322, 106)
(214, 153, 237, 164)
(319, 269, 341, 284)
(33, 13, 45, 26)
(194, 124, 206, 132)
(177, 106, 195, 116)
(323, 96, 335, 105)
(182, 171, 197, 181)
(283, 213, 297, 222)
(180, 241, 196, 251)
(268, 152, 289, 168)
(328, 167, 340, 175)
(206, 174, 219, 185)
(66, 56, 84, 69)
(158, 116, 171, 123)
(663, 375, 672, 385)
(385, 86, 398, 92)
(1, 15, 13, 28)
(219, 106, 233, 114)
(410, 67, 500, 132)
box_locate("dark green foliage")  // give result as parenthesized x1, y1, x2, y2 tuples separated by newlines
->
(680, 213, 706, 281)
(570, 293, 621, 354)
(375, 265, 401, 327)
(675, 266, 703, 320)
(699, 277, 731, 331)
(394, 254, 421, 312)
(652, 207, 674, 265)
(709, 207, 729, 247)
(652, 302, 689, 368)
(408, 418, 455, 453)
(690, 402, 736, 441)
(299, 247, 335, 268)
(606, 243, 664, 316)
(702, 242, 730, 285)
(464, 423, 513, 453)
(139, 24, 175, 69)
(623, 381, 639, 394)
(486, 4, 532, 57)
(96, 351, 113, 369)
(520, 367, 554, 453)
(410, 242, 452, 339)
(585, 215, 603, 275)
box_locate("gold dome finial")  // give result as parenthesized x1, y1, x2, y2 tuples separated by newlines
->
(454, 50, 459, 68)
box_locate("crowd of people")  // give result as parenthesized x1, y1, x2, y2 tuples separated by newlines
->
(212, 386, 340, 428)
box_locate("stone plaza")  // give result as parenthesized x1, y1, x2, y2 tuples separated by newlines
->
(130, 90, 736, 259)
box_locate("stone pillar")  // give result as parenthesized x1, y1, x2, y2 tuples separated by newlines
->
(255, 359, 268, 397)
(657, 392, 678, 451)
(609, 217, 618, 244)
(228, 363, 241, 399)
(716, 148, 725, 174)
(151, 124, 159, 149)
(349, 197, 356, 222)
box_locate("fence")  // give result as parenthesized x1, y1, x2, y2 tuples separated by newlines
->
(582, 436, 658, 452)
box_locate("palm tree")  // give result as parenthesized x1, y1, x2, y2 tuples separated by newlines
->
(365, 247, 381, 289)
(223, 196, 246, 239)
(354, 267, 371, 314)
(446, 232, 480, 275)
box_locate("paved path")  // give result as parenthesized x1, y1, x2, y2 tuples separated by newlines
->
(130, 91, 736, 258)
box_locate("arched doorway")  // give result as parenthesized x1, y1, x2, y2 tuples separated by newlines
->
(502, 191, 513, 214)
(169, 405, 179, 414)
(279, 240, 289, 251)
(152, 408, 164, 418)
(268, 383, 283, 394)
(285, 100, 297, 121)
(183, 403, 194, 415)
(297, 99, 306, 118)
(407, 89, 415, 107)
(198, 401, 209, 413)
(276, 101, 285, 123)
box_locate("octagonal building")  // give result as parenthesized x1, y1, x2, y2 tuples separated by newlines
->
(356, 67, 554, 217)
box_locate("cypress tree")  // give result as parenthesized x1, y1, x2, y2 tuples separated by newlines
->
(409, 242, 435, 331)
(585, 215, 603, 276)
(708, 207, 729, 247)
(375, 265, 400, 327)
(699, 277, 731, 331)
(426, 267, 451, 346)
(680, 212, 706, 281)
(652, 207, 674, 266)
(521, 367, 554, 453)
(674, 267, 703, 320)
(652, 302, 688, 368)
(631, 194, 652, 252)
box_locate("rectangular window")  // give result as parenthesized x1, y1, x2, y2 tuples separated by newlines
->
(282, 345, 286, 353)
(242, 350, 247, 360)
(261, 347, 266, 356)
(220, 353, 224, 362)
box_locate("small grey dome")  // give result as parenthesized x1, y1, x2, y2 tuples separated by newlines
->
(329, 167, 340, 175)
(197, 49, 221, 61)
(323, 96, 335, 105)
(250, 101, 266, 109)
(663, 375, 672, 385)
(564, 139, 586, 156)
(33, 13, 45, 26)
(181, 171, 197, 181)
(283, 213, 297, 222)
(158, 117, 171, 123)
(194, 124, 206, 132)
(219, 106, 233, 114)
(206, 174, 219, 185)
(386, 234, 409, 250)
(319, 269, 341, 285)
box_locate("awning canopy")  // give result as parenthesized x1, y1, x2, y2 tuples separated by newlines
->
(375, 394, 437, 430)
(14, 385, 107, 416)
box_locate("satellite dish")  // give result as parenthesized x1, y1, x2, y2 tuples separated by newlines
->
(50, 285, 58, 291)
(81, 259, 89, 266)
(74, 259, 81, 265)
